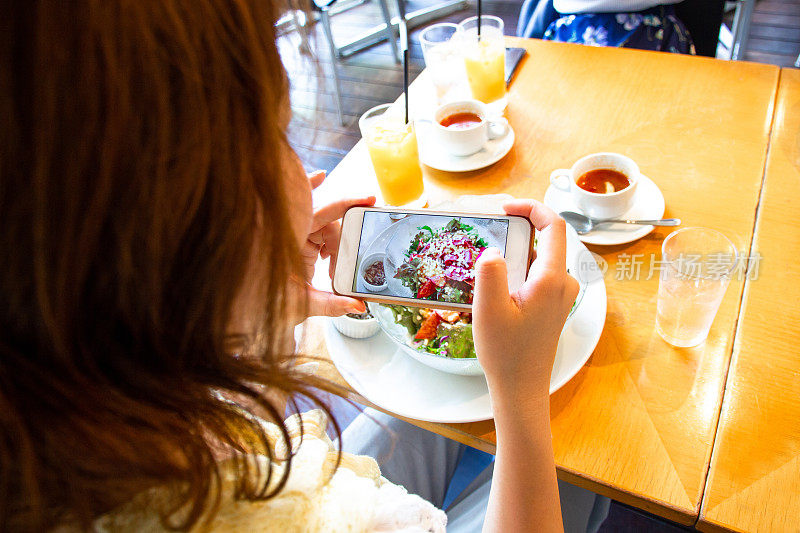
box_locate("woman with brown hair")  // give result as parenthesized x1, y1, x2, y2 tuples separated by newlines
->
(0, 1, 599, 531)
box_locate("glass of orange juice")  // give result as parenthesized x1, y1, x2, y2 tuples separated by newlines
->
(458, 16, 506, 113)
(359, 103, 425, 207)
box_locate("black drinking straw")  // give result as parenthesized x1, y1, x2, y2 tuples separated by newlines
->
(398, 0, 409, 124)
(403, 48, 409, 124)
(477, 0, 482, 39)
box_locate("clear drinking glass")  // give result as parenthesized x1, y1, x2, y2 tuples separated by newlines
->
(359, 103, 425, 207)
(458, 16, 506, 112)
(420, 23, 467, 104)
(655, 227, 739, 347)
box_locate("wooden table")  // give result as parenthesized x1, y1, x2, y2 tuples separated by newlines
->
(304, 38, 780, 525)
(697, 68, 800, 533)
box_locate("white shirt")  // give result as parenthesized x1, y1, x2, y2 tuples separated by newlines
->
(554, 0, 682, 14)
(93, 410, 447, 532)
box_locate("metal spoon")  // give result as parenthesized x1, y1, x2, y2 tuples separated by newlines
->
(560, 211, 681, 235)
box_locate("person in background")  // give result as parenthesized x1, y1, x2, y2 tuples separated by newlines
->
(1, 0, 608, 531)
(518, 0, 695, 54)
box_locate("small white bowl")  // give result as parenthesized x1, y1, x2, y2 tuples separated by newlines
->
(331, 314, 380, 339)
(359, 252, 388, 292)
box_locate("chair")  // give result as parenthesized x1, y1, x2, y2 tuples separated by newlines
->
(314, 0, 400, 125)
(728, 0, 755, 60)
(315, 0, 468, 124)
(278, 0, 400, 125)
(715, 0, 756, 60)
(315, 0, 401, 63)
(315, 0, 468, 62)
(283, 0, 467, 125)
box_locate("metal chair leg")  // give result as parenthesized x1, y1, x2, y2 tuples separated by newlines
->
(377, 0, 401, 63)
(320, 7, 345, 125)
(319, 7, 340, 60)
(731, 0, 754, 61)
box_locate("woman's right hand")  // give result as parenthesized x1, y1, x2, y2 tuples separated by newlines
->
(472, 199, 579, 404)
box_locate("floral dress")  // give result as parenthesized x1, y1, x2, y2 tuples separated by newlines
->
(543, 6, 695, 54)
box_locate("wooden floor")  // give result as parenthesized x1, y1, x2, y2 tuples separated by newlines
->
(742, 0, 800, 67)
(281, 0, 800, 174)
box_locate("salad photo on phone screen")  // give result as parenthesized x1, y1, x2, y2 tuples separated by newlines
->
(353, 212, 509, 304)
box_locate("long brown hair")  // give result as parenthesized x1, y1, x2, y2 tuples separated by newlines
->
(0, 0, 333, 530)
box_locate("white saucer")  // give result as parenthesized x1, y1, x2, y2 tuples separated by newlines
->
(323, 227, 607, 423)
(416, 122, 515, 173)
(544, 174, 665, 246)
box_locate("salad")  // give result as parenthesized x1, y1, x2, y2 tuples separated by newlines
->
(393, 219, 488, 304)
(388, 306, 476, 359)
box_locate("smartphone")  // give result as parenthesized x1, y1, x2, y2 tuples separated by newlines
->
(505, 47, 527, 87)
(333, 207, 534, 311)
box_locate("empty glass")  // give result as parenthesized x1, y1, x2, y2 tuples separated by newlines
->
(420, 23, 467, 104)
(459, 16, 506, 112)
(655, 227, 738, 347)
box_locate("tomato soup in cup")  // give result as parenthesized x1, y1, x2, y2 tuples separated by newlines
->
(549, 153, 639, 219)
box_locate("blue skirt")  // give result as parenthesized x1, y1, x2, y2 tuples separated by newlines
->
(543, 6, 695, 54)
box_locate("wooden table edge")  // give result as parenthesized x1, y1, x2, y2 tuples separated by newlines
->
(322, 372, 702, 525)
(341, 393, 701, 525)
(696, 512, 747, 533)
(692, 67, 785, 533)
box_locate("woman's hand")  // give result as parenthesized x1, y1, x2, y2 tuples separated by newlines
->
(300, 171, 375, 319)
(472, 199, 579, 402)
(474, 199, 574, 533)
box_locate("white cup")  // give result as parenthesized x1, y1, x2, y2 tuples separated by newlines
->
(549, 153, 639, 219)
(423, 100, 508, 157)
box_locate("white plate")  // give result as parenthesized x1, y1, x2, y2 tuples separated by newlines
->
(416, 122, 515, 173)
(324, 228, 607, 423)
(544, 174, 665, 246)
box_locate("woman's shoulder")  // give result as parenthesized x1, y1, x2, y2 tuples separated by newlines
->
(93, 410, 446, 532)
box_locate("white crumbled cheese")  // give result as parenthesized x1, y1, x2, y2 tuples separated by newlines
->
(418, 257, 444, 280)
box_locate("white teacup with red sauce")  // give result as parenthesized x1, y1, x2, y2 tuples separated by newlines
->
(549, 152, 639, 219)
(425, 100, 509, 157)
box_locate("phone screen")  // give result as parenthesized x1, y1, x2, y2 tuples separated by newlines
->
(353, 212, 509, 304)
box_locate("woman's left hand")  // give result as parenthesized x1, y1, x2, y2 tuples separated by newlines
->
(301, 171, 375, 318)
